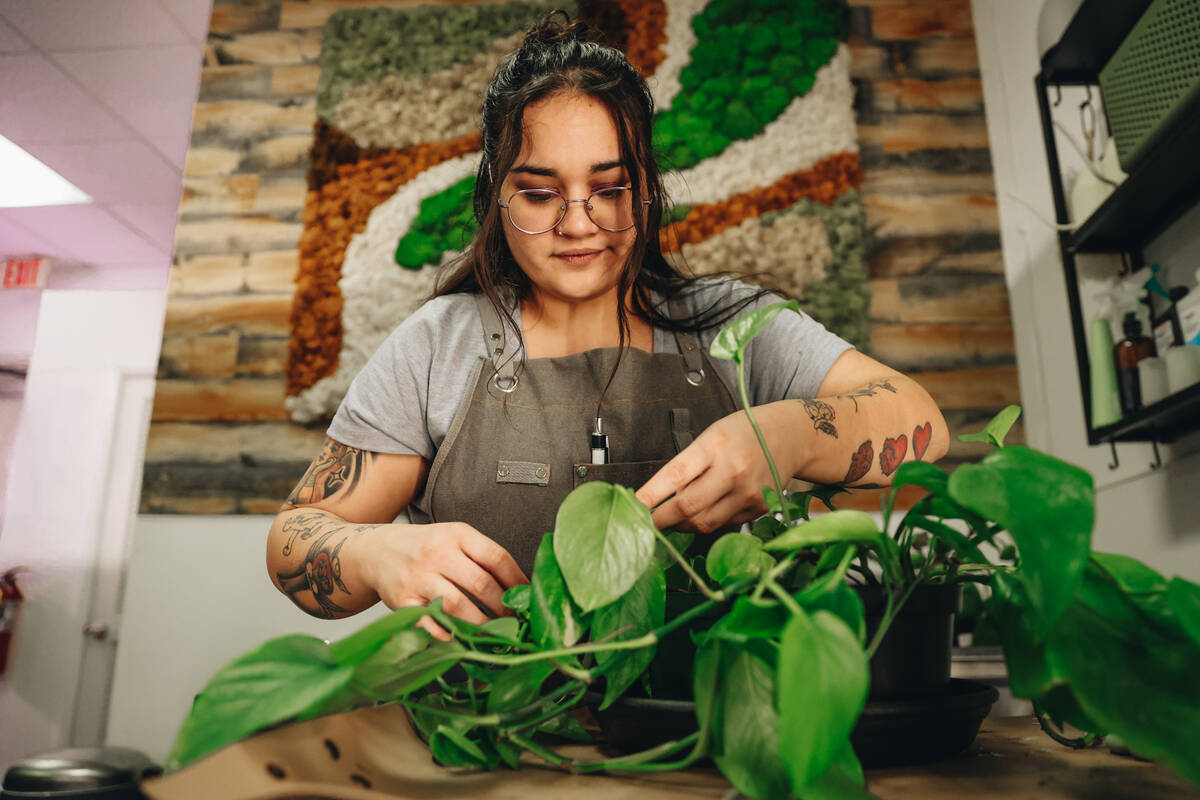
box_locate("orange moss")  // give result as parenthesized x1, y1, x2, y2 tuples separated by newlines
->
(660, 152, 864, 252)
(287, 132, 482, 396)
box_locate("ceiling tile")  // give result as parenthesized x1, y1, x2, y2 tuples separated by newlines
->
(109, 202, 180, 252)
(4, 205, 169, 265)
(54, 45, 203, 170)
(0, 54, 127, 146)
(0, 15, 32, 53)
(0, 214, 57, 258)
(0, 0, 190, 51)
(21, 140, 182, 206)
(158, 0, 213, 44)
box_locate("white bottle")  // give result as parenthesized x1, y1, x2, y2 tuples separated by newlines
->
(1177, 267, 1200, 347)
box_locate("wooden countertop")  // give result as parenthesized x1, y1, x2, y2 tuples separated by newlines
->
(143, 706, 1199, 800)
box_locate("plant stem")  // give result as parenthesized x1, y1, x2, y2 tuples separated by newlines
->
(736, 356, 790, 526)
(509, 732, 571, 768)
(654, 529, 724, 601)
(574, 731, 704, 772)
(766, 579, 803, 616)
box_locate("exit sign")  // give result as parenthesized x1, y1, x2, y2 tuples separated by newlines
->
(2, 257, 49, 289)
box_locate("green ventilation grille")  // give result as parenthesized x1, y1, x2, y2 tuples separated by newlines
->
(1099, 0, 1200, 170)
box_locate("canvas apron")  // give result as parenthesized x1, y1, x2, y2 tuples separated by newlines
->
(419, 293, 739, 576)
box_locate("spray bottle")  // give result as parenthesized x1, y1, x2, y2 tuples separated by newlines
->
(1088, 289, 1122, 427)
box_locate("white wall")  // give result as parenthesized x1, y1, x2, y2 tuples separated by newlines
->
(972, 0, 1200, 579)
(0, 290, 165, 767)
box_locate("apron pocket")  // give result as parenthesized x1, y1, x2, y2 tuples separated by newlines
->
(573, 459, 667, 491)
(496, 460, 551, 486)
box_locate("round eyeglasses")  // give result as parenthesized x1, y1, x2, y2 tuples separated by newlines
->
(498, 187, 651, 234)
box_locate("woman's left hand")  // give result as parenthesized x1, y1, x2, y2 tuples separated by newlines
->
(635, 406, 794, 534)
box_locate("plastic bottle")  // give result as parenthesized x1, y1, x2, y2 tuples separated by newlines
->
(1113, 312, 1156, 412)
(1174, 267, 1200, 347)
(1088, 294, 1122, 427)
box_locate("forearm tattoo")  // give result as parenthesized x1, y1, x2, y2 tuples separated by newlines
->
(276, 512, 381, 618)
(282, 439, 373, 510)
(841, 420, 933, 485)
(837, 379, 898, 412)
(801, 398, 837, 438)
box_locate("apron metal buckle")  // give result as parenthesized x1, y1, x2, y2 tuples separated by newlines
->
(491, 372, 519, 393)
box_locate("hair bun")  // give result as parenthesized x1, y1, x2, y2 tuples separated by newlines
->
(523, 10, 591, 47)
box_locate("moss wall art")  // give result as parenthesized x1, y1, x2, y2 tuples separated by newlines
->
(144, 0, 1015, 514)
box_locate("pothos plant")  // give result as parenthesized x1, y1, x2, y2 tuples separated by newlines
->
(169, 302, 1200, 798)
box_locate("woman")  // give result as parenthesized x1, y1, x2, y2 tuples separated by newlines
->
(267, 16, 948, 629)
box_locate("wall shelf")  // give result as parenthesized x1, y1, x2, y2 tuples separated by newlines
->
(1036, 0, 1200, 447)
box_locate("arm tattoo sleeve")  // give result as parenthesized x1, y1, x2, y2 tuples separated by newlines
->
(276, 512, 382, 618)
(283, 439, 373, 509)
(800, 398, 838, 438)
(844, 440, 873, 484)
(837, 379, 898, 412)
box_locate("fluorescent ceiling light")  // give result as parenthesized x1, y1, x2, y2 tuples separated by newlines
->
(0, 134, 91, 208)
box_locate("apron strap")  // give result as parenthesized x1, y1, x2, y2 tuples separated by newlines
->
(473, 292, 519, 391)
(667, 295, 708, 385)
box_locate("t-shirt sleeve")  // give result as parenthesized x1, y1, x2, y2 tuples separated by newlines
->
(326, 303, 442, 460)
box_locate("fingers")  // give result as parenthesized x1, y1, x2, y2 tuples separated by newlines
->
(652, 459, 737, 532)
(443, 551, 509, 618)
(425, 574, 491, 627)
(456, 525, 529, 588)
(417, 614, 451, 642)
(636, 448, 711, 513)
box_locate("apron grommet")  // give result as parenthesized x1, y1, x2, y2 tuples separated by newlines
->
(686, 368, 705, 386)
(535, 466, 547, 479)
(497, 466, 509, 478)
(576, 466, 588, 478)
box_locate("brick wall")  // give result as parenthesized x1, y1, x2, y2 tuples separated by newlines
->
(141, 0, 1018, 514)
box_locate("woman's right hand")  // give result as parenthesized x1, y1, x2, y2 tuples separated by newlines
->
(353, 521, 528, 639)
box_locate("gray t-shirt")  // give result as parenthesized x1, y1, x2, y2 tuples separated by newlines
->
(328, 278, 853, 459)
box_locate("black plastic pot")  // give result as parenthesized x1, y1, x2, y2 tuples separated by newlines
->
(1, 747, 160, 799)
(858, 583, 961, 700)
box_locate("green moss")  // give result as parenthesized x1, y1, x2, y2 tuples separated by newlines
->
(394, 176, 478, 270)
(759, 189, 870, 353)
(317, 2, 575, 119)
(653, 0, 848, 171)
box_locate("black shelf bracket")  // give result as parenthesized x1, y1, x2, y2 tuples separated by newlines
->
(1107, 442, 1119, 471)
(1150, 440, 1162, 471)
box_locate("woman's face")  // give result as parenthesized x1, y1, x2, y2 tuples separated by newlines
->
(499, 91, 637, 309)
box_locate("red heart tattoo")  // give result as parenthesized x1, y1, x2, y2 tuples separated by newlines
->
(843, 440, 873, 484)
(880, 434, 908, 476)
(913, 422, 932, 461)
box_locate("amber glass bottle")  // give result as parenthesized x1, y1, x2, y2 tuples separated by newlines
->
(1114, 312, 1156, 413)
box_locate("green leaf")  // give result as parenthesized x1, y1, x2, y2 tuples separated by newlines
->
(692, 638, 723, 743)
(485, 661, 554, 714)
(1168, 577, 1200, 646)
(712, 642, 791, 800)
(948, 446, 1093, 639)
(168, 635, 354, 768)
(654, 529, 695, 567)
(479, 616, 520, 643)
(430, 725, 489, 768)
(535, 712, 593, 742)
(329, 604, 426, 665)
(502, 584, 531, 614)
(492, 734, 523, 769)
(1092, 552, 1168, 595)
(778, 610, 869, 790)
(554, 482, 658, 612)
(529, 534, 586, 648)
(357, 641, 465, 701)
(984, 573, 1058, 699)
(1044, 567, 1200, 784)
(349, 628, 432, 697)
(956, 404, 1021, 447)
(593, 564, 666, 709)
(709, 300, 799, 364)
(802, 742, 872, 800)
(891, 461, 949, 495)
(905, 515, 989, 565)
(764, 510, 881, 551)
(707, 596, 789, 644)
(802, 582, 867, 646)
(707, 532, 767, 585)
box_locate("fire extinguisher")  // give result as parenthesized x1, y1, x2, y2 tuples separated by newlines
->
(1, 568, 24, 676)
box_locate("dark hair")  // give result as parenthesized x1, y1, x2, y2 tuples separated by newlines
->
(435, 12, 764, 364)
